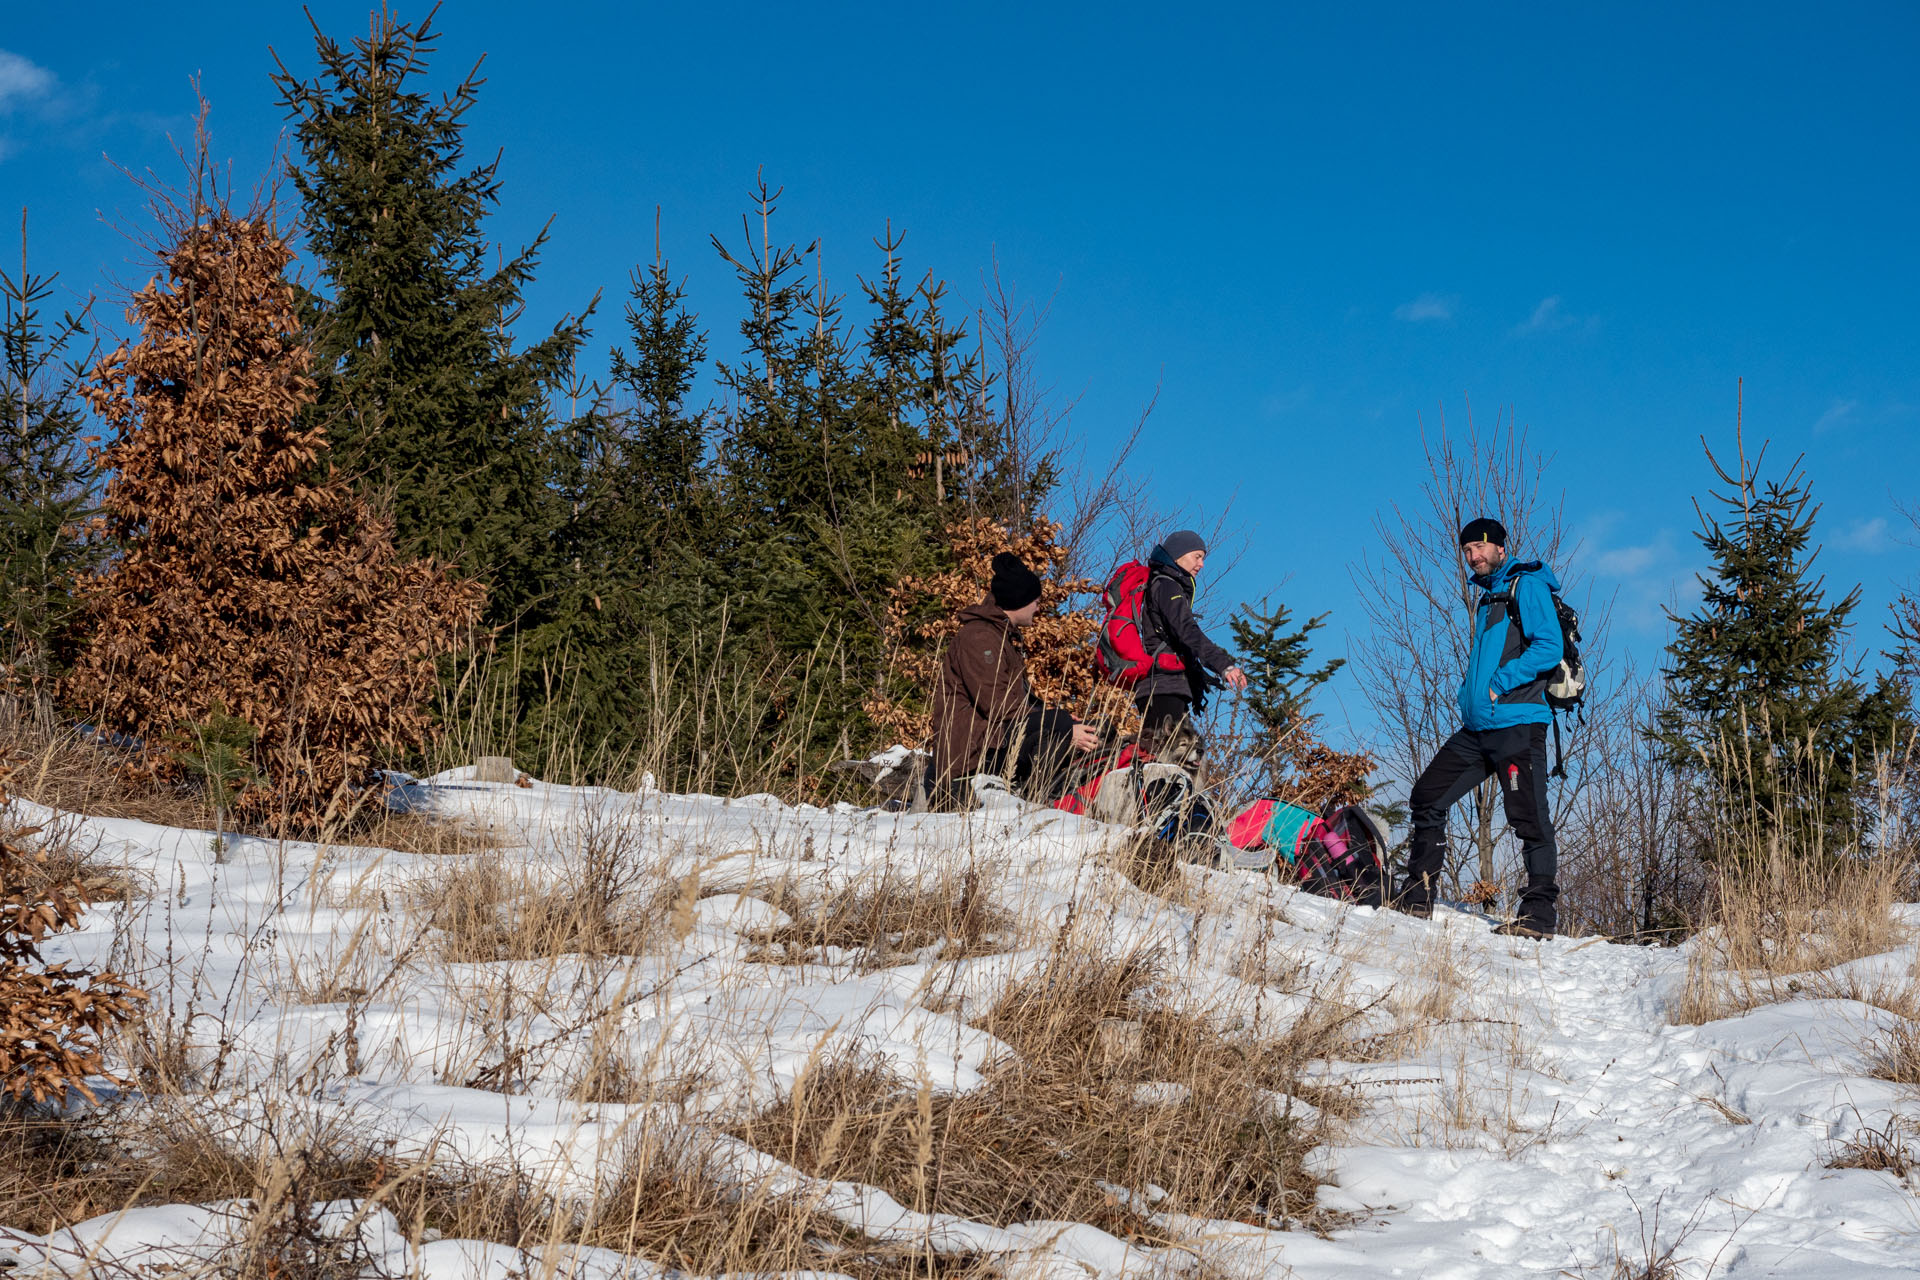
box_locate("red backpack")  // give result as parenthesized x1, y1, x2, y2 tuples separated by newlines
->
(1094, 561, 1186, 685)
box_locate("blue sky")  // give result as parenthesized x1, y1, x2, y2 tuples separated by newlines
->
(4, 2, 1916, 744)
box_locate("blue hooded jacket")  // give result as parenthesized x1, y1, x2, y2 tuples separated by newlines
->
(1457, 558, 1564, 731)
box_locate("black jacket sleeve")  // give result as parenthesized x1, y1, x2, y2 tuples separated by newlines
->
(1149, 573, 1234, 675)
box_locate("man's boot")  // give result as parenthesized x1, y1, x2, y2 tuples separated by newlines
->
(1496, 875, 1557, 939)
(1391, 872, 1436, 920)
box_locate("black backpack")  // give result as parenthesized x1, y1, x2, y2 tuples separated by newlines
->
(1482, 562, 1586, 775)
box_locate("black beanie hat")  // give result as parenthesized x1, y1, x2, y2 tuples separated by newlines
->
(990, 552, 1044, 611)
(1458, 517, 1508, 548)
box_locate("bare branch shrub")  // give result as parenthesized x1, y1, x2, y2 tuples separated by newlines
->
(867, 513, 1134, 746)
(1552, 662, 1697, 939)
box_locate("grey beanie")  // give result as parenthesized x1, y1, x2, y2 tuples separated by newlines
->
(1162, 530, 1208, 560)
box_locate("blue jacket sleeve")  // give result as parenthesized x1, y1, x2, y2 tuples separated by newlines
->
(1489, 573, 1563, 695)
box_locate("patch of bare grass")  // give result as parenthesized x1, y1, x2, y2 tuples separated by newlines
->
(0, 1108, 142, 1233)
(738, 939, 1353, 1241)
(2, 1095, 981, 1280)
(748, 865, 1016, 970)
(418, 816, 674, 963)
(0, 717, 213, 831)
(1869, 1018, 1920, 1086)
(353, 809, 504, 858)
(0, 802, 146, 903)
(1668, 852, 1913, 1025)
(1826, 1115, 1918, 1180)
(1104, 833, 1191, 898)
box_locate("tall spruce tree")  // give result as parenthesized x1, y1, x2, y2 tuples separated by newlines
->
(608, 222, 711, 564)
(1653, 431, 1907, 849)
(517, 244, 716, 773)
(0, 216, 99, 720)
(708, 181, 1011, 758)
(272, 8, 590, 629)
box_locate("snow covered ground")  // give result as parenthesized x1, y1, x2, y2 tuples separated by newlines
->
(2, 769, 1917, 1279)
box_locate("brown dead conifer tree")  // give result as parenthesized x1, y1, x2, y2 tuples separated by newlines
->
(61, 199, 482, 834)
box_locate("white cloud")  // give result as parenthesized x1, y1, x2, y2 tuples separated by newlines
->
(1517, 295, 1569, 334)
(1812, 399, 1857, 434)
(1393, 293, 1455, 323)
(1593, 542, 1662, 577)
(1572, 526, 1700, 633)
(0, 50, 54, 112)
(1513, 294, 1601, 336)
(1258, 384, 1311, 419)
(1832, 516, 1891, 554)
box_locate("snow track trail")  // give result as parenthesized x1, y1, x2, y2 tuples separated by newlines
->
(1279, 905, 1920, 1277)
(0, 771, 1916, 1280)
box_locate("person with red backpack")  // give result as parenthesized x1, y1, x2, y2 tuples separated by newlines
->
(1131, 531, 1247, 745)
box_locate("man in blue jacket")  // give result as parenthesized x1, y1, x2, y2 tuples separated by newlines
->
(1393, 517, 1563, 938)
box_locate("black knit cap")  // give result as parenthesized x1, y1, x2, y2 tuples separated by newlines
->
(1458, 517, 1508, 548)
(990, 552, 1044, 611)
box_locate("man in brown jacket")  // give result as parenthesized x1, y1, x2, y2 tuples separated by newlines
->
(932, 552, 1098, 801)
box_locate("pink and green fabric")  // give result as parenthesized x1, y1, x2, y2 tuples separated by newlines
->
(1225, 798, 1388, 905)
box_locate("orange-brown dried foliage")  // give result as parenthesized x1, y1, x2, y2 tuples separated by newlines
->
(0, 762, 142, 1104)
(60, 215, 482, 833)
(1270, 737, 1378, 811)
(867, 514, 1136, 746)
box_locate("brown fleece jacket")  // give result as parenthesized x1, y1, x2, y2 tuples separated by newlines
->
(930, 598, 1033, 781)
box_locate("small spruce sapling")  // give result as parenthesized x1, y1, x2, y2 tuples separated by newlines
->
(0, 213, 100, 720)
(171, 702, 259, 860)
(1653, 413, 1909, 853)
(1230, 599, 1377, 810)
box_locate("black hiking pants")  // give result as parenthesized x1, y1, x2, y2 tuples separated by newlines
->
(1136, 693, 1195, 749)
(942, 706, 1080, 808)
(1399, 724, 1558, 928)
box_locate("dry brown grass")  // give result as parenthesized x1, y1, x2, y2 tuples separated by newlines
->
(1870, 1018, 1920, 1086)
(0, 717, 212, 831)
(737, 940, 1353, 1240)
(2, 714, 507, 867)
(0, 1108, 142, 1232)
(1105, 834, 1192, 897)
(747, 865, 1018, 970)
(417, 813, 675, 963)
(352, 810, 504, 858)
(0, 1097, 995, 1280)
(0, 803, 146, 903)
(1668, 852, 1914, 1025)
(1826, 1116, 1918, 1180)
(421, 855, 672, 962)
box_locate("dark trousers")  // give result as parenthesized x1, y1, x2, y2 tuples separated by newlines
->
(952, 706, 1079, 805)
(1136, 693, 1194, 748)
(1401, 724, 1558, 926)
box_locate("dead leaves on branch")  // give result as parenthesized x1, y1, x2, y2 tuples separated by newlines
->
(868, 514, 1135, 745)
(60, 215, 482, 834)
(0, 763, 142, 1105)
